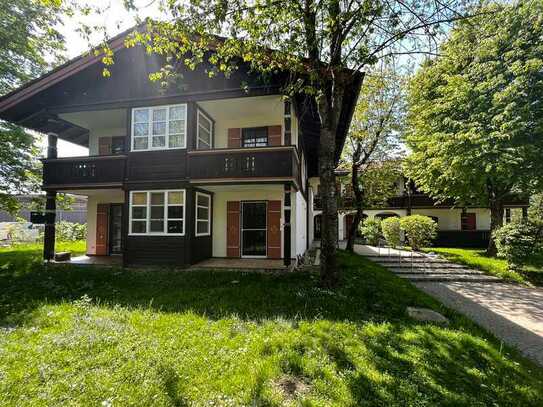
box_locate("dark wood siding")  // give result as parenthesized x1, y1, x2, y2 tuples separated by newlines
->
(126, 150, 187, 181)
(125, 236, 188, 266)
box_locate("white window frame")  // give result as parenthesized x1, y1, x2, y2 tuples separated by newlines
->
(195, 191, 211, 236)
(196, 109, 213, 149)
(129, 190, 186, 236)
(131, 104, 187, 151)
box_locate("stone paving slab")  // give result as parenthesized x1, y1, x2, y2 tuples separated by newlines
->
(374, 262, 467, 269)
(415, 282, 543, 367)
(389, 267, 485, 275)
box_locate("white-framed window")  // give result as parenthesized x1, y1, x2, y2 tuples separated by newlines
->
(131, 104, 187, 151)
(129, 190, 185, 235)
(197, 109, 213, 149)
(195, 192, 211, 236)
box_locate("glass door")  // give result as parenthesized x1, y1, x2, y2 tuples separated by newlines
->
(109, 204, 123, 254)
(241, 202, 267, 257)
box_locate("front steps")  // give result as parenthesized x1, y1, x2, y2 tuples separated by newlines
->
(364, 252, 503, 283)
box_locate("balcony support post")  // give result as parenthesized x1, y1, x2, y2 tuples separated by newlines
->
(283, 184, 291, 266)
(43, 133, 58, 261)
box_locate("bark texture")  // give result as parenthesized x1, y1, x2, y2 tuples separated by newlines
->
(487, 198, 504, 256)
(346, 144, 363, 252)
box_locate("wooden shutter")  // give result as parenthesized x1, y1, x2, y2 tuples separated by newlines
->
(96, 204, 109, 255)
(461, 213, 476, 231)
(267, 200, 282, 259)
(227, 201, 240, 257)
(228, 128, 241, 148)
(98, 137, 112, 155)
(268, 125, 282, 146)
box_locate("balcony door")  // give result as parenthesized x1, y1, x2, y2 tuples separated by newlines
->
(241, 202, 267, 257)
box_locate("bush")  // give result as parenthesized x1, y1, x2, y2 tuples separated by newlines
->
(381, 217, 402, 248)
(494, 221, 542, 270)
(360, 218, 381, 246)
(400, 215, 437, 251)
(56, 221, 87, 241)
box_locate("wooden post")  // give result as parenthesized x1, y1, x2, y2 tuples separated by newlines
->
(43, 133, 57, 261)
(283, 184, 291, 266)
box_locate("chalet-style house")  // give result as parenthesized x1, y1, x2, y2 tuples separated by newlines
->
(311, 175, 528, 248)
(0, 30, 360, 266)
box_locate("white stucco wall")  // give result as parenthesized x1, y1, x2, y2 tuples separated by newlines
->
(85, 190, 125, 255)
(198, 95, 299, 148)
(411, 208, 491, 230)
(88, 127, 126, 156)
(294, 191, 307, 256)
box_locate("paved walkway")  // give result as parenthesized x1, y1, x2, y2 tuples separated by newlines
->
(355, 245, 543, 367)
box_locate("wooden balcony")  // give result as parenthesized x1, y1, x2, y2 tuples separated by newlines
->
(188, 146, 300, 185)
(42, 155, 126, 190)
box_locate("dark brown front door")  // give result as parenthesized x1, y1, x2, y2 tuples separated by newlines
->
(109, 204, 123, 254)
(96, 204, 109, 255)
(267, 201, 281, 259)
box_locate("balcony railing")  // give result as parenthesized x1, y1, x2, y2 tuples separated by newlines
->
(314, 194, 355, 210)
(42, 155, 126, 189)
(188, 146, 299, 183)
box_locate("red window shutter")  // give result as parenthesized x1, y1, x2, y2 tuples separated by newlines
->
(267, 125, 282, 146)
(96, 204, 109, 255)
(267, 200, 282, 259)
(228, 128, 241, 148)
(227, 201, 240, 257)
(98, 137, 112, 155)
(461, 213, 477, 231)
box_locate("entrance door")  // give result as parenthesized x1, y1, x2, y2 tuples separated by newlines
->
(241, 202, 267, 257)
(345, 214, 354, 240)
(109, 204, 123, 254)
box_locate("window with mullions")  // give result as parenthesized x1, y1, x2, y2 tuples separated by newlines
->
(132, 104, 187, 151)
(197, 110, 213, 149)
(129, 190, 185, 235)
(242, 127, 268, 147)
(195, 192, 211, 236)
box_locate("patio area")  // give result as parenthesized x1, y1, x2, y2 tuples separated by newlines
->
(54, 255, 123, 267)
(190, 258, 287, 271)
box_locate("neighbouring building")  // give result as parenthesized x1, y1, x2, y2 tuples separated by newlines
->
(0, 28, 360, 266)
(0, 194, 87, 224)
(310, 174, 529, 248)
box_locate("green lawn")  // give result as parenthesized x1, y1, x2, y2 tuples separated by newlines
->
(0, 243, 542, 406)
(424, 247, 543, 286)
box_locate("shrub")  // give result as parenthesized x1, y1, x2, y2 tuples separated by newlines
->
(360, 218, 381, 246)
(494, 221, 542, 270)
(400, 215, 437, 251)
(381, 217, 402, 248)
(56, 221, 87, 241)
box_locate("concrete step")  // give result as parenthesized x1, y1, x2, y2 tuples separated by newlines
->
(377, 262, 467, 269)
(397, 273, 503, 283)
(389, 267, 484, 275)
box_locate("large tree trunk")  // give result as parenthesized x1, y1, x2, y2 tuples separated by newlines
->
(487, 198, 504, 256)
(346, 146, 362, 253)
(319, 125, 340, 287)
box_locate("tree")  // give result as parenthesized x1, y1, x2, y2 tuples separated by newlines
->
(114, 0, 474, 286)
(405, 1, 543, 256)
(342, 67, 404, 252)
(0, 0, 67, 213)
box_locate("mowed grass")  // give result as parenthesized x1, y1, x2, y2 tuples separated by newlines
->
(0, 244, 542, 406)
(424, 247, 543, 286)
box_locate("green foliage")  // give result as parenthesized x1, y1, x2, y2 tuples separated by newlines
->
(381, 216, 402, 248)
(494, 221, 541, 271)
(405, 2, 543, 214)
(55, 221, 87, 242)
(494, 194, 543, 271)
(361, 218, 381, 245)
(400, 215, 437, 251)
(0, 244, 542, 405)
(361, 162, 403, 208)
(0, 0, 68, 214)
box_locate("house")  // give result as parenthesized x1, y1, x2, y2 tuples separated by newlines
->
(310, 174, 529, 248)
(0, 29, 360, 266)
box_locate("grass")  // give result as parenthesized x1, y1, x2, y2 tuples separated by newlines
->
(0, 243, 542, 406)
(423, 247, 543, 286)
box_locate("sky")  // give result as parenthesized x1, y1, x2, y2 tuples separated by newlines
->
(43, 0, 162, 157)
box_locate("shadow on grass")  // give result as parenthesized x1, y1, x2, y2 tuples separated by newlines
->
(0, 247, 439, 325)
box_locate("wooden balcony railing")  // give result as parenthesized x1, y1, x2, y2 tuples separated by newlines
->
(188, 146, 299, 184)
(314, 194, 355, 210)
(42, 155, 126, 189)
